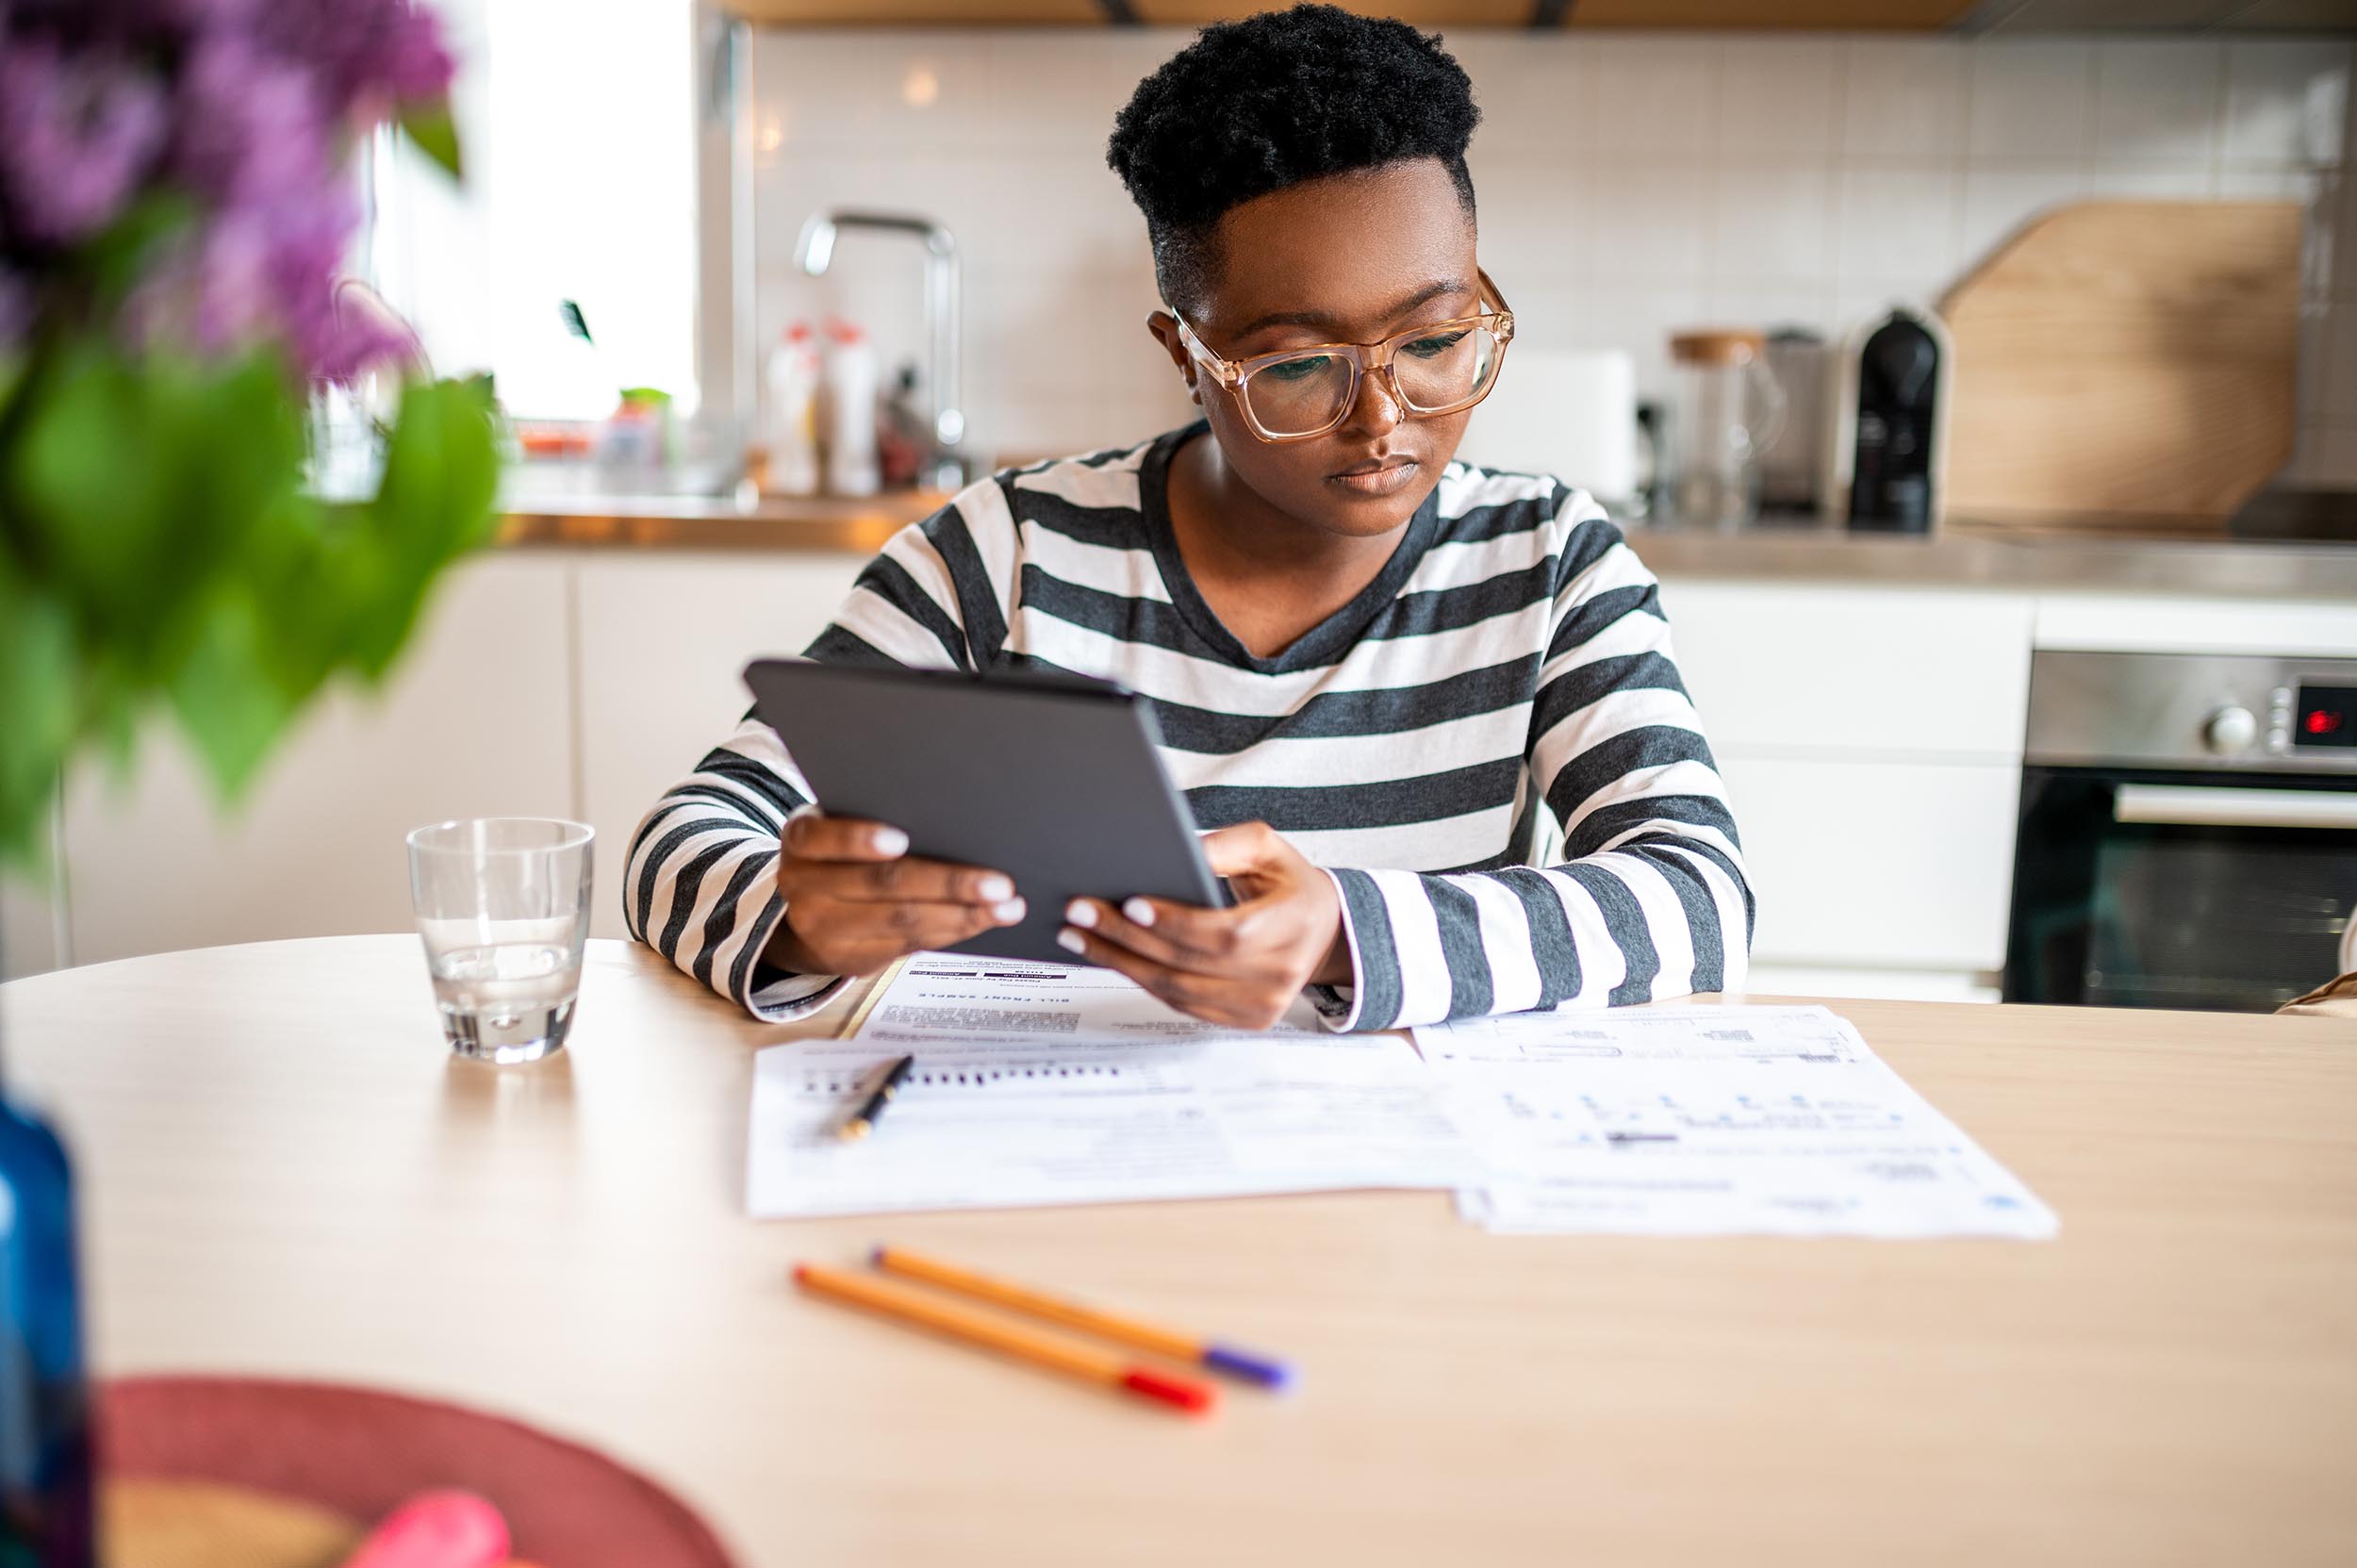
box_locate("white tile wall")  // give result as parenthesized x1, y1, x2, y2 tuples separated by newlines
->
(1718, 39, 1842, 157)
(1840, 39, 1969, 157)
(2223, 39, 2349, 166)
(1590, 36, 1721, 156)
(2092, 40, 2222, 166)
(750, 27, 2357, 482)
(1966, 40, 2094, 160)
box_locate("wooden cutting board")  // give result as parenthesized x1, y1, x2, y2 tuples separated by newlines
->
(1938, 199, 2302, 526)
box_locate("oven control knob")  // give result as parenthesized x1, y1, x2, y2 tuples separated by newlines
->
(2203, 704, 2258, 755)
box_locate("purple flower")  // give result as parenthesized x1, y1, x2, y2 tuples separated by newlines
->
(0, 0, 458, 383)
(255, 0, 454, 124)
(0, 38, 170, 245)
(153, 0, 267, 29)
(173, 31, 330, 209)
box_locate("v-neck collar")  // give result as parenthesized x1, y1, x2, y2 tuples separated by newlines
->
(1138, 421, 1442, 677)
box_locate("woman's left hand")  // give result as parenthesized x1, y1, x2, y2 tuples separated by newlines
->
(1056, 820, 1353, 1030)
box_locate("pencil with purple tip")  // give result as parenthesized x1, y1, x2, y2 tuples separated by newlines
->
(871, 1245, 1294, 1390)
(793, 1262, 1216, 1417)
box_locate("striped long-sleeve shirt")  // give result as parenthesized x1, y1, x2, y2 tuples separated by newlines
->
(625, 423, 1754, 1033)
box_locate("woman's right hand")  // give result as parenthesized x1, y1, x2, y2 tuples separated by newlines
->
(766, 809, 1026, 977)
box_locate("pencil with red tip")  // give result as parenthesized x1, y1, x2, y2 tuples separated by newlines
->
(792, 1262, 1217, 1416)
(870, 1245, 1294, 1390)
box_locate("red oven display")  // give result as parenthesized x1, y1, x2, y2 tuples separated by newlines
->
(2297, 685, 2357, 748)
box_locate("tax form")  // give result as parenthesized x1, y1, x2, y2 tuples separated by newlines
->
(744, 955, 1485, 1219)
(1419, 1006, 2057, 1239)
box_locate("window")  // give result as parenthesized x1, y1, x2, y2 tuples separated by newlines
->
(368, 0, 700, 419)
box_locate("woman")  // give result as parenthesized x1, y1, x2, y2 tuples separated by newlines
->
(627, 3, 1752, 1033)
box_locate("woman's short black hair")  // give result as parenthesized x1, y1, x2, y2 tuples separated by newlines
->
(1106, 4, 1480, 312)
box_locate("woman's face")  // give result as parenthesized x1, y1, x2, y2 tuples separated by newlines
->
(1149, 157, 1482, 543)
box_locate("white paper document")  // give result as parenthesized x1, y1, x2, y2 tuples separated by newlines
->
(746, 958, 2054, 1236)
(849, 953, 1330, 1044)
(745, 955, 1486, 1218)
(1416, 1005, 2057, 1239)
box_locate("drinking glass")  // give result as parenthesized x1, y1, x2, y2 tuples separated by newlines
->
(406, 817, 594, 1065)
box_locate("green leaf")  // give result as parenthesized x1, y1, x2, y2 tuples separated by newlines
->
(0, 556, 80, 875)
(167, 584, 305, 801)
(343, 375, 502, 679)
(398, 100, 465, 181)
(6, 344, 304, 678)
(0, 341, 503, 868)
(84, 652, 142, 782)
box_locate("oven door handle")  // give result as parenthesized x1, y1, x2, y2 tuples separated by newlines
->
(2114, 784, 2357, 831)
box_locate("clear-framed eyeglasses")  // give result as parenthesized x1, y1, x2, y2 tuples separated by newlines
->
(1170, 271, 1515, 444)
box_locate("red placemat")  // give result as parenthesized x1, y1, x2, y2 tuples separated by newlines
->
(100, 1377, 736, 1568)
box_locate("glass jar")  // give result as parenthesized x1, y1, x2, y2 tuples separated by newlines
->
(1668, 329, 1788, 527)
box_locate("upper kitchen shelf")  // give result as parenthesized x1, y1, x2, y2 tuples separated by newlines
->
(721, 0, 1969, 25)
(717, 0, 2354, 29)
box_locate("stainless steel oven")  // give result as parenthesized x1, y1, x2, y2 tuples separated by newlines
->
(2005, 651, 2357, 1012)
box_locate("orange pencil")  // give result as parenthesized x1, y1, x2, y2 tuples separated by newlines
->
(872, 1245, 1293, 1388)
(792, 1262, 1216, 1417)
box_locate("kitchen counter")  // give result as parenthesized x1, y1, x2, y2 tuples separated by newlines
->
(498, 488, 941, 557)
(1619, 519, 2357, 601)
(495, 490, 2357, 602)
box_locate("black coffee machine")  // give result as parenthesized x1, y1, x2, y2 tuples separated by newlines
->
(1845, 307, 1949, 534)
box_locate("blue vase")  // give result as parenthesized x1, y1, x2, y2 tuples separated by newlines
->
(0, 1093, 92, 1568)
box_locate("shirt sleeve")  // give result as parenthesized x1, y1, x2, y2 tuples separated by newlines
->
(1308, 498, 1755, 1032)
(622, 481, 1019, 1020)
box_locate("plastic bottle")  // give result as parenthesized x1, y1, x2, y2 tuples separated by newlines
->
(823, 319, 880, 498)
(598, 388, 671, 480)
(877, 361, 928, 492)
(765, 323, 822, 497)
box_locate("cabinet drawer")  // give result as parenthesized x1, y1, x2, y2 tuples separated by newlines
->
(1660, 581, 2033, 760)
(1722, 755, 2020, 971)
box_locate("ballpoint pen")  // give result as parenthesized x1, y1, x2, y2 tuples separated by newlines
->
(838, 1055, 915, 1141)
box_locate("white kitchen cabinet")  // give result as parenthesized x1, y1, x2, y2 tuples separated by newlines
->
(1662, 582, 2035, 760)
(1659, 578, 2035, 996)
(1, 875, 62, 982)
(1716, 755, 2021, 973)
(574, 552, 865, 939)
(55, 541, 2318, 1006)
(59, 555, 575, 967)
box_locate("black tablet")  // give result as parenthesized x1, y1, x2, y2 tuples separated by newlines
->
(742, 659, 1224, 966)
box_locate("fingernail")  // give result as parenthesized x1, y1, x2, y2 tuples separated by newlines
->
(1055, 928, 1085, 954)
(1065, 900, 1096, 928)
(872, 827, 910, 857)
(978, 873, 1014, 901)
(994, 898, 1027, 924)
(1123, 898, 1156, 928)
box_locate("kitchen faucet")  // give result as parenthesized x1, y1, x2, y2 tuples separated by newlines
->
(794, 209, 965, 490)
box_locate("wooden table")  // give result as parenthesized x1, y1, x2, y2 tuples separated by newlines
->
(6, 936, 2354, 1567)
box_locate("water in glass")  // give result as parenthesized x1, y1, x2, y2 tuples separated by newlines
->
(430, 941, 578, 1064)
(407, 817, 594, 1065)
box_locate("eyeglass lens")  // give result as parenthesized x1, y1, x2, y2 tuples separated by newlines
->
(1242, 324, 1503, 437)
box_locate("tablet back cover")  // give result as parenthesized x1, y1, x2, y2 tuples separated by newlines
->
(743, 660, 1219, 966)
